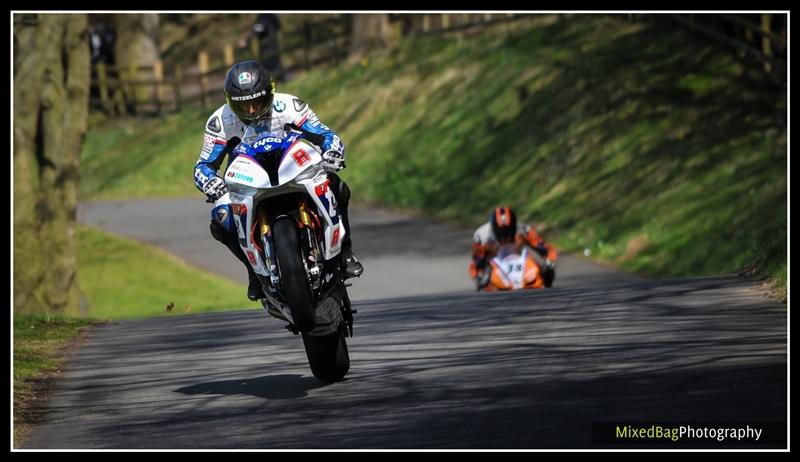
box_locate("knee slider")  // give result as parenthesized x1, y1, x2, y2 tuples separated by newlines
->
(209, 220, 231, 242)
(209, 204, 235, 242)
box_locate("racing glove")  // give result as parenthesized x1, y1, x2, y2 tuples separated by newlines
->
(322, 150, 346, 172)
(203, 176, 229, 203)
(475, 269, 491, 291)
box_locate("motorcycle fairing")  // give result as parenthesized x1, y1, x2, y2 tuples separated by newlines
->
(490, 248, 541, 290)
(224, 136, 344, 268)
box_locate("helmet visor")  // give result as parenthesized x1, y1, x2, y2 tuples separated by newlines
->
(227, 90, 273, 121)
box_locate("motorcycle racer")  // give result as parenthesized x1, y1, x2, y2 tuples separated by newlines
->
(194, 60, 364, 301)
(469, 206, 557, 290)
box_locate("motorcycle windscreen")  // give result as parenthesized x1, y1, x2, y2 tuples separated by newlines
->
(500, 254, 526, 289)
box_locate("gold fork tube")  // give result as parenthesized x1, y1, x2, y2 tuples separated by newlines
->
(298, 202, 312, 227)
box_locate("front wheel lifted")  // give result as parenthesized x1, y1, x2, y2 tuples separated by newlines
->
(302, 324, 350, 383)
(272, 218, 316, 333)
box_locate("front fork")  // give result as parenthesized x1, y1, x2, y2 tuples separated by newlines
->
(253, 197, 353, 336)
(298, 201, 324, 290)
(255, 210, 280, 289)
(254, 200, 323, 293)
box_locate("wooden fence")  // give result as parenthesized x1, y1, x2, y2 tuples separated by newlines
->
(663, 13, 787, 83)
(407, 13, 526, 36)
(89, 17, 351, 116)
(88, 13, 529, 117)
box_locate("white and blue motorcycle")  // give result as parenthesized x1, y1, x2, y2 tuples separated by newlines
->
(220, 128, 354, 382)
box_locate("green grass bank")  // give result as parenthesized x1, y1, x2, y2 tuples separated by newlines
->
(77, 225, 250, 319)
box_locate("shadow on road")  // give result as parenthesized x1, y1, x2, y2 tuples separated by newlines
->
(175, 374, 328, 400)
(348, 209, 473, 258)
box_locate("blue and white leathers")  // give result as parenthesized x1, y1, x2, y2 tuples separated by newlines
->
(194, 92, 345, 207)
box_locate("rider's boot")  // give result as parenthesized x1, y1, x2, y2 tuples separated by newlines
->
(341, 238, 364, 279)
(246, 269, 266, 301)
(329, 173, 364, 279)
(211, 220, 265, 301)
(542, 261, 556, 288)
(263, 299, 288, 321)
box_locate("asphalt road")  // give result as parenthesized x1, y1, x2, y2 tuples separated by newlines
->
(22, 199, 787, 449)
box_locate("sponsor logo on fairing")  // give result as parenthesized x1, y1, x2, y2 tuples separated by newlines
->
(314, 179, 329, 196)
(229, 162, 249, 172)
(253, 136, 283, 149)
(246, 251, 257, 265)
(227, 172, 254, 183)
(313, 179, 340, 224)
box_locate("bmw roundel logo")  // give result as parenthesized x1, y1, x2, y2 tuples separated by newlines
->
(273, 100, 286, 112)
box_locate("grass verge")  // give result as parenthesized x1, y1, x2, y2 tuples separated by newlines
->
(13, 315, 100, 448)
(77, 224, 251, 320)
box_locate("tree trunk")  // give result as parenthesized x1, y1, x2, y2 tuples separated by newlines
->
(13, 13, 89, 315)
(349, 14, 390, 56)
(13, 13, 47, 314)
(113, 14, 161, 112)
